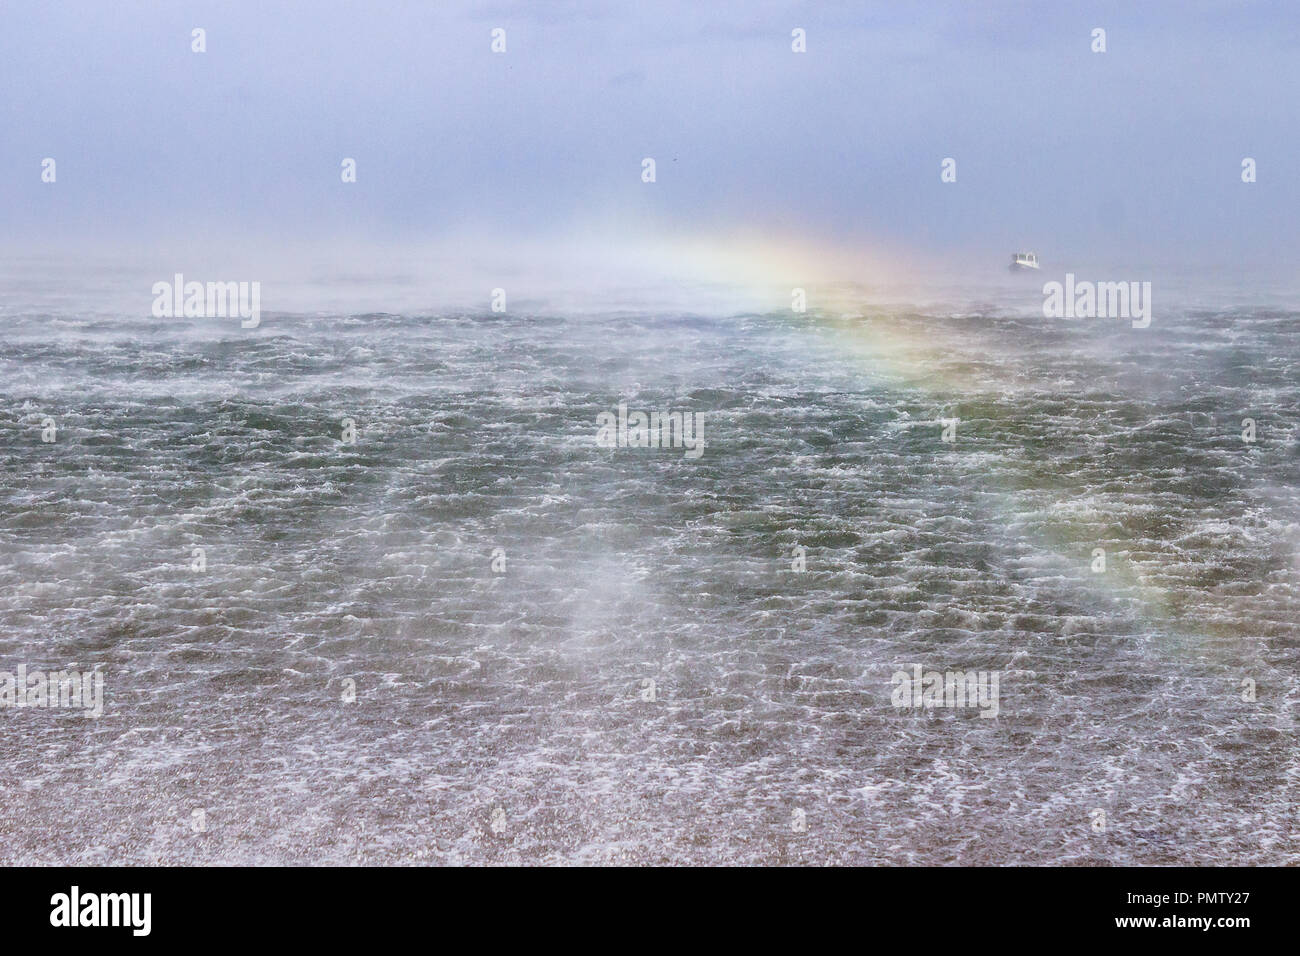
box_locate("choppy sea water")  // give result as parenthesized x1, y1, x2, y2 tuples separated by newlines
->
(2, 273, 1298, 865)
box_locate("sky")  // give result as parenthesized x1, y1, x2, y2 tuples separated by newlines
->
(2, 0, 1298, 282)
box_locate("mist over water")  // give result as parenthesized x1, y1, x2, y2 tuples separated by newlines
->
(2, 259, 1296, 864)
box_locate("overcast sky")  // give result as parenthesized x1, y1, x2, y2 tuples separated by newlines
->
(3, 1, 1297, 274)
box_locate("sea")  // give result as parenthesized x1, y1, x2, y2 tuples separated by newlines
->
(1, 257, 1297, 864)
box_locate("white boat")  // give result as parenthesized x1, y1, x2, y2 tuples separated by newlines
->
(1010, 252, 1040, 271)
